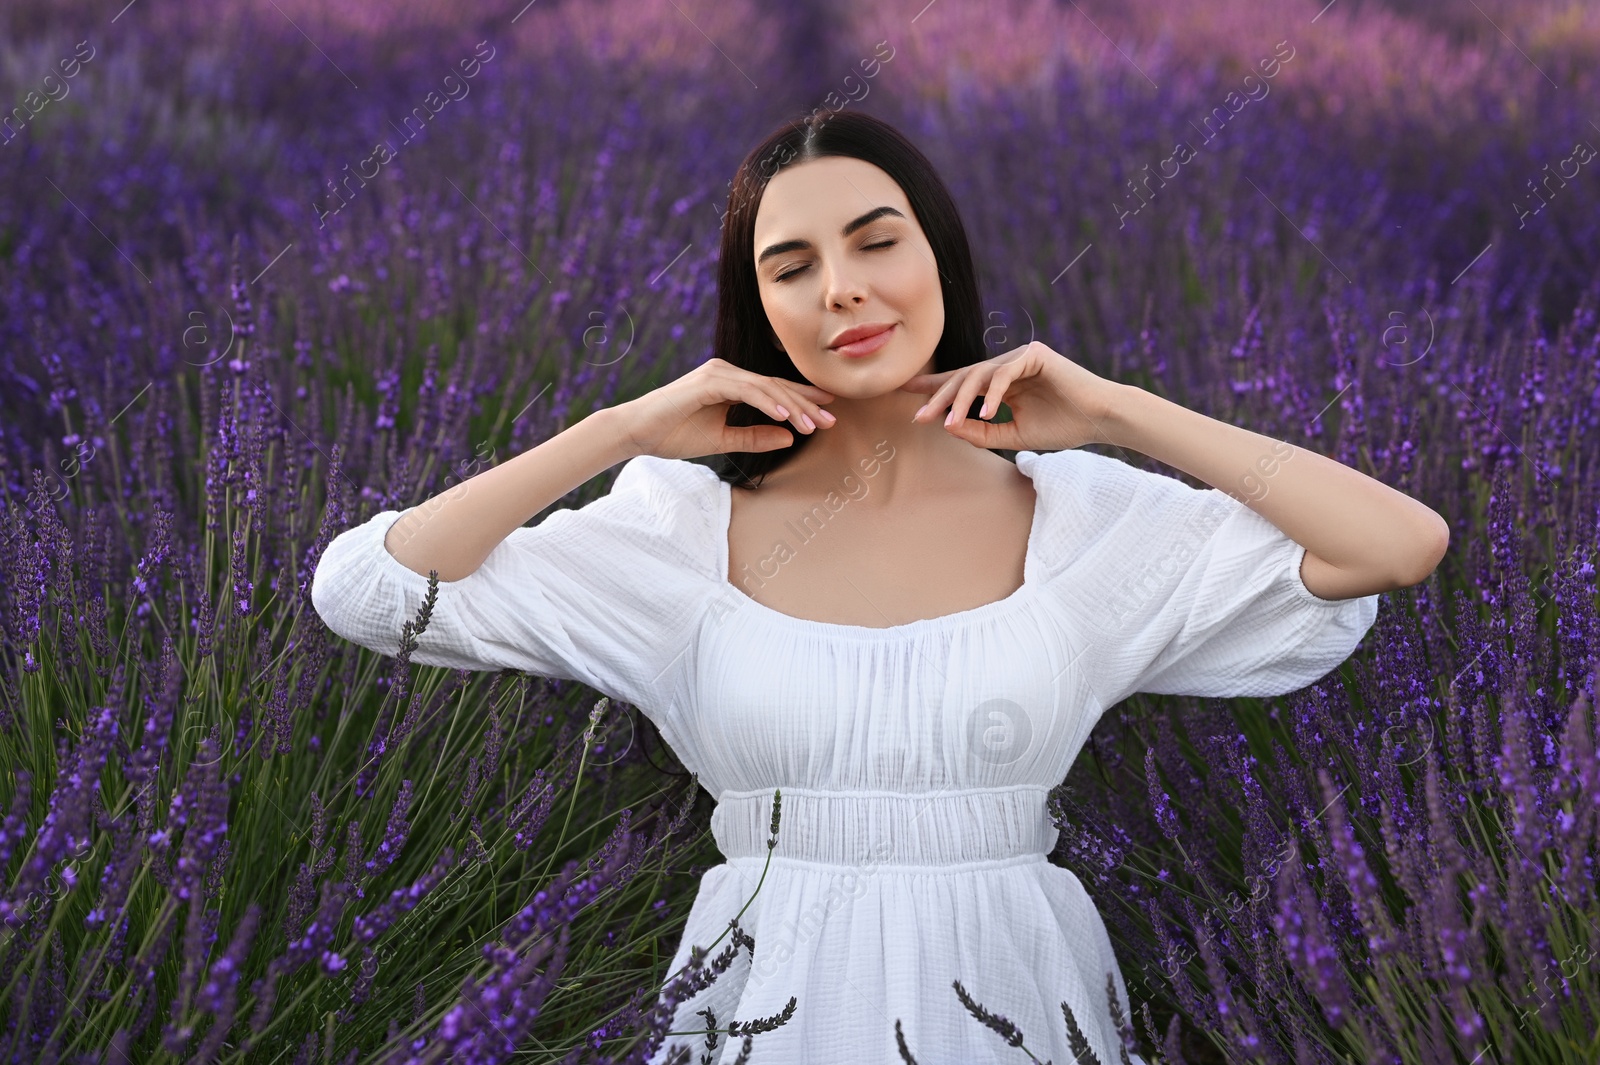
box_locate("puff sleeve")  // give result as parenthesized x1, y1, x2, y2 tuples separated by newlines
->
(309, 455, 718, 725)
(1023, 448, 1379, 705)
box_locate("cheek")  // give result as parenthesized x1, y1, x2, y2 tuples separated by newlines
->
(759, 289, 792, 325)
(901, 270, 943, 331)
(766, 299, 808, 341)
(895, 254, 942, 311)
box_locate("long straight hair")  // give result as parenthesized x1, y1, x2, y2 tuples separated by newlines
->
(708, 109, 992, 490)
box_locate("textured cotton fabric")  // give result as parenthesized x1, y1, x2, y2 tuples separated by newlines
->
(311, 448, 1380, 1065)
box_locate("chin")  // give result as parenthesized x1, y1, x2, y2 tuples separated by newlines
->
(805, 353, 920, 397)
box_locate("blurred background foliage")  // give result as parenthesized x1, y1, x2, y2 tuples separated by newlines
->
(1, 0, 1598, 1061)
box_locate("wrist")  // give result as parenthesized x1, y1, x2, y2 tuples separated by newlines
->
(580, 404, 644, 467)
(1094, 382, 1145, 448)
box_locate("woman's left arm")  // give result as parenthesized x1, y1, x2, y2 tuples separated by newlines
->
(905, 341, 1450, 602)
(1099, 384, 1450, 601)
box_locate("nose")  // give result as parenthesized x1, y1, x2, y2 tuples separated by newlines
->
(822, 255, 868, 308)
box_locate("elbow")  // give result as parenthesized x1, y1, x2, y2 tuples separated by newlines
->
(1394, 513, 1450, 588)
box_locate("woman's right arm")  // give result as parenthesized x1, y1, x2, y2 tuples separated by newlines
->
(383, 356, 839, 582)
(309, 360, 838, 695)
(384, 406, 639, 582)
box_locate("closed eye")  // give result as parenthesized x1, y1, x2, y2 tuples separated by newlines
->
(774, 240, 898, 283)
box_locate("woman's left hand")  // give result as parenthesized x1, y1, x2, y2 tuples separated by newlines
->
(899, 341, 1125, 451)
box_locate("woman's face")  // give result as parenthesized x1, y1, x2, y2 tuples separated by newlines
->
(750, 155, 944, 399)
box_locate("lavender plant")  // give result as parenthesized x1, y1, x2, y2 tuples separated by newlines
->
(2, 0, 1598, 1062)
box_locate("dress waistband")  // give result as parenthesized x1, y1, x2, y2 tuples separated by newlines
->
(710, 784, 1060, 869)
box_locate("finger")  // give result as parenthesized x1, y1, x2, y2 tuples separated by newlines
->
(945, 365, 996, 431)
(796, 382, 837, 402)
(753, 376, 833, 430)
(740, 382, 807, 431)
(775, 386, 828, 433)
(976, 364, 1021, 421)
(728, 423, 797, 453)
(912, 367, 970, 422)
(751, 383, 827, 435)
(790, 389, 836, 429)
(946, 412, 1020, 450)
(773, 375, 836, 401)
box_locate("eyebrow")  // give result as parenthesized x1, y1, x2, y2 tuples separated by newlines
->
(757, 206, 906, 266)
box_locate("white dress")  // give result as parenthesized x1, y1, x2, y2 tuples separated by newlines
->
(311, 448, 1379, 1065)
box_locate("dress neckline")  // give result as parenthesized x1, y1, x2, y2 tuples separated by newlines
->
(708, 450, 1050, 638)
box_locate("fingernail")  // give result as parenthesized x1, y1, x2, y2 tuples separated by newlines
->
(818, 409, 836, 424)
(944, 410, 955, 426)
(776, 405, 789, 418)
(914, 404, 927, 419)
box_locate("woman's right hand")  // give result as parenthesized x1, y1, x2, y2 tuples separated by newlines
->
(614, 358, 838, 461)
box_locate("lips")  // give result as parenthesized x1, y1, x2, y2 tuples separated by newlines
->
(829, 322, 896, 357)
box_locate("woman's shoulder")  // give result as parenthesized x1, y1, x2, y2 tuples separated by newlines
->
(1018, 446, 1212, 513)
(611, 452, 717, 499)
(1016, 447, 1226, 579)
(586, 454, 722, 578)
(611, 454, 722, 520)
(1016, 446, 1141, 522)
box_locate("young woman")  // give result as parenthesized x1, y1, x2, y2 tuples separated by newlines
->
(312, 110, 1447, 1063)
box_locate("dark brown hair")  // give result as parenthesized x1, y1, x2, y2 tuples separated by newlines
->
(708, 108, 992, 490)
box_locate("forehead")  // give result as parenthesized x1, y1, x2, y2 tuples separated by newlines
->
(751, 156, 909, 246)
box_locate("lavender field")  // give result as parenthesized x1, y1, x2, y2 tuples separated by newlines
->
(2, 0, 1599, 1061)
